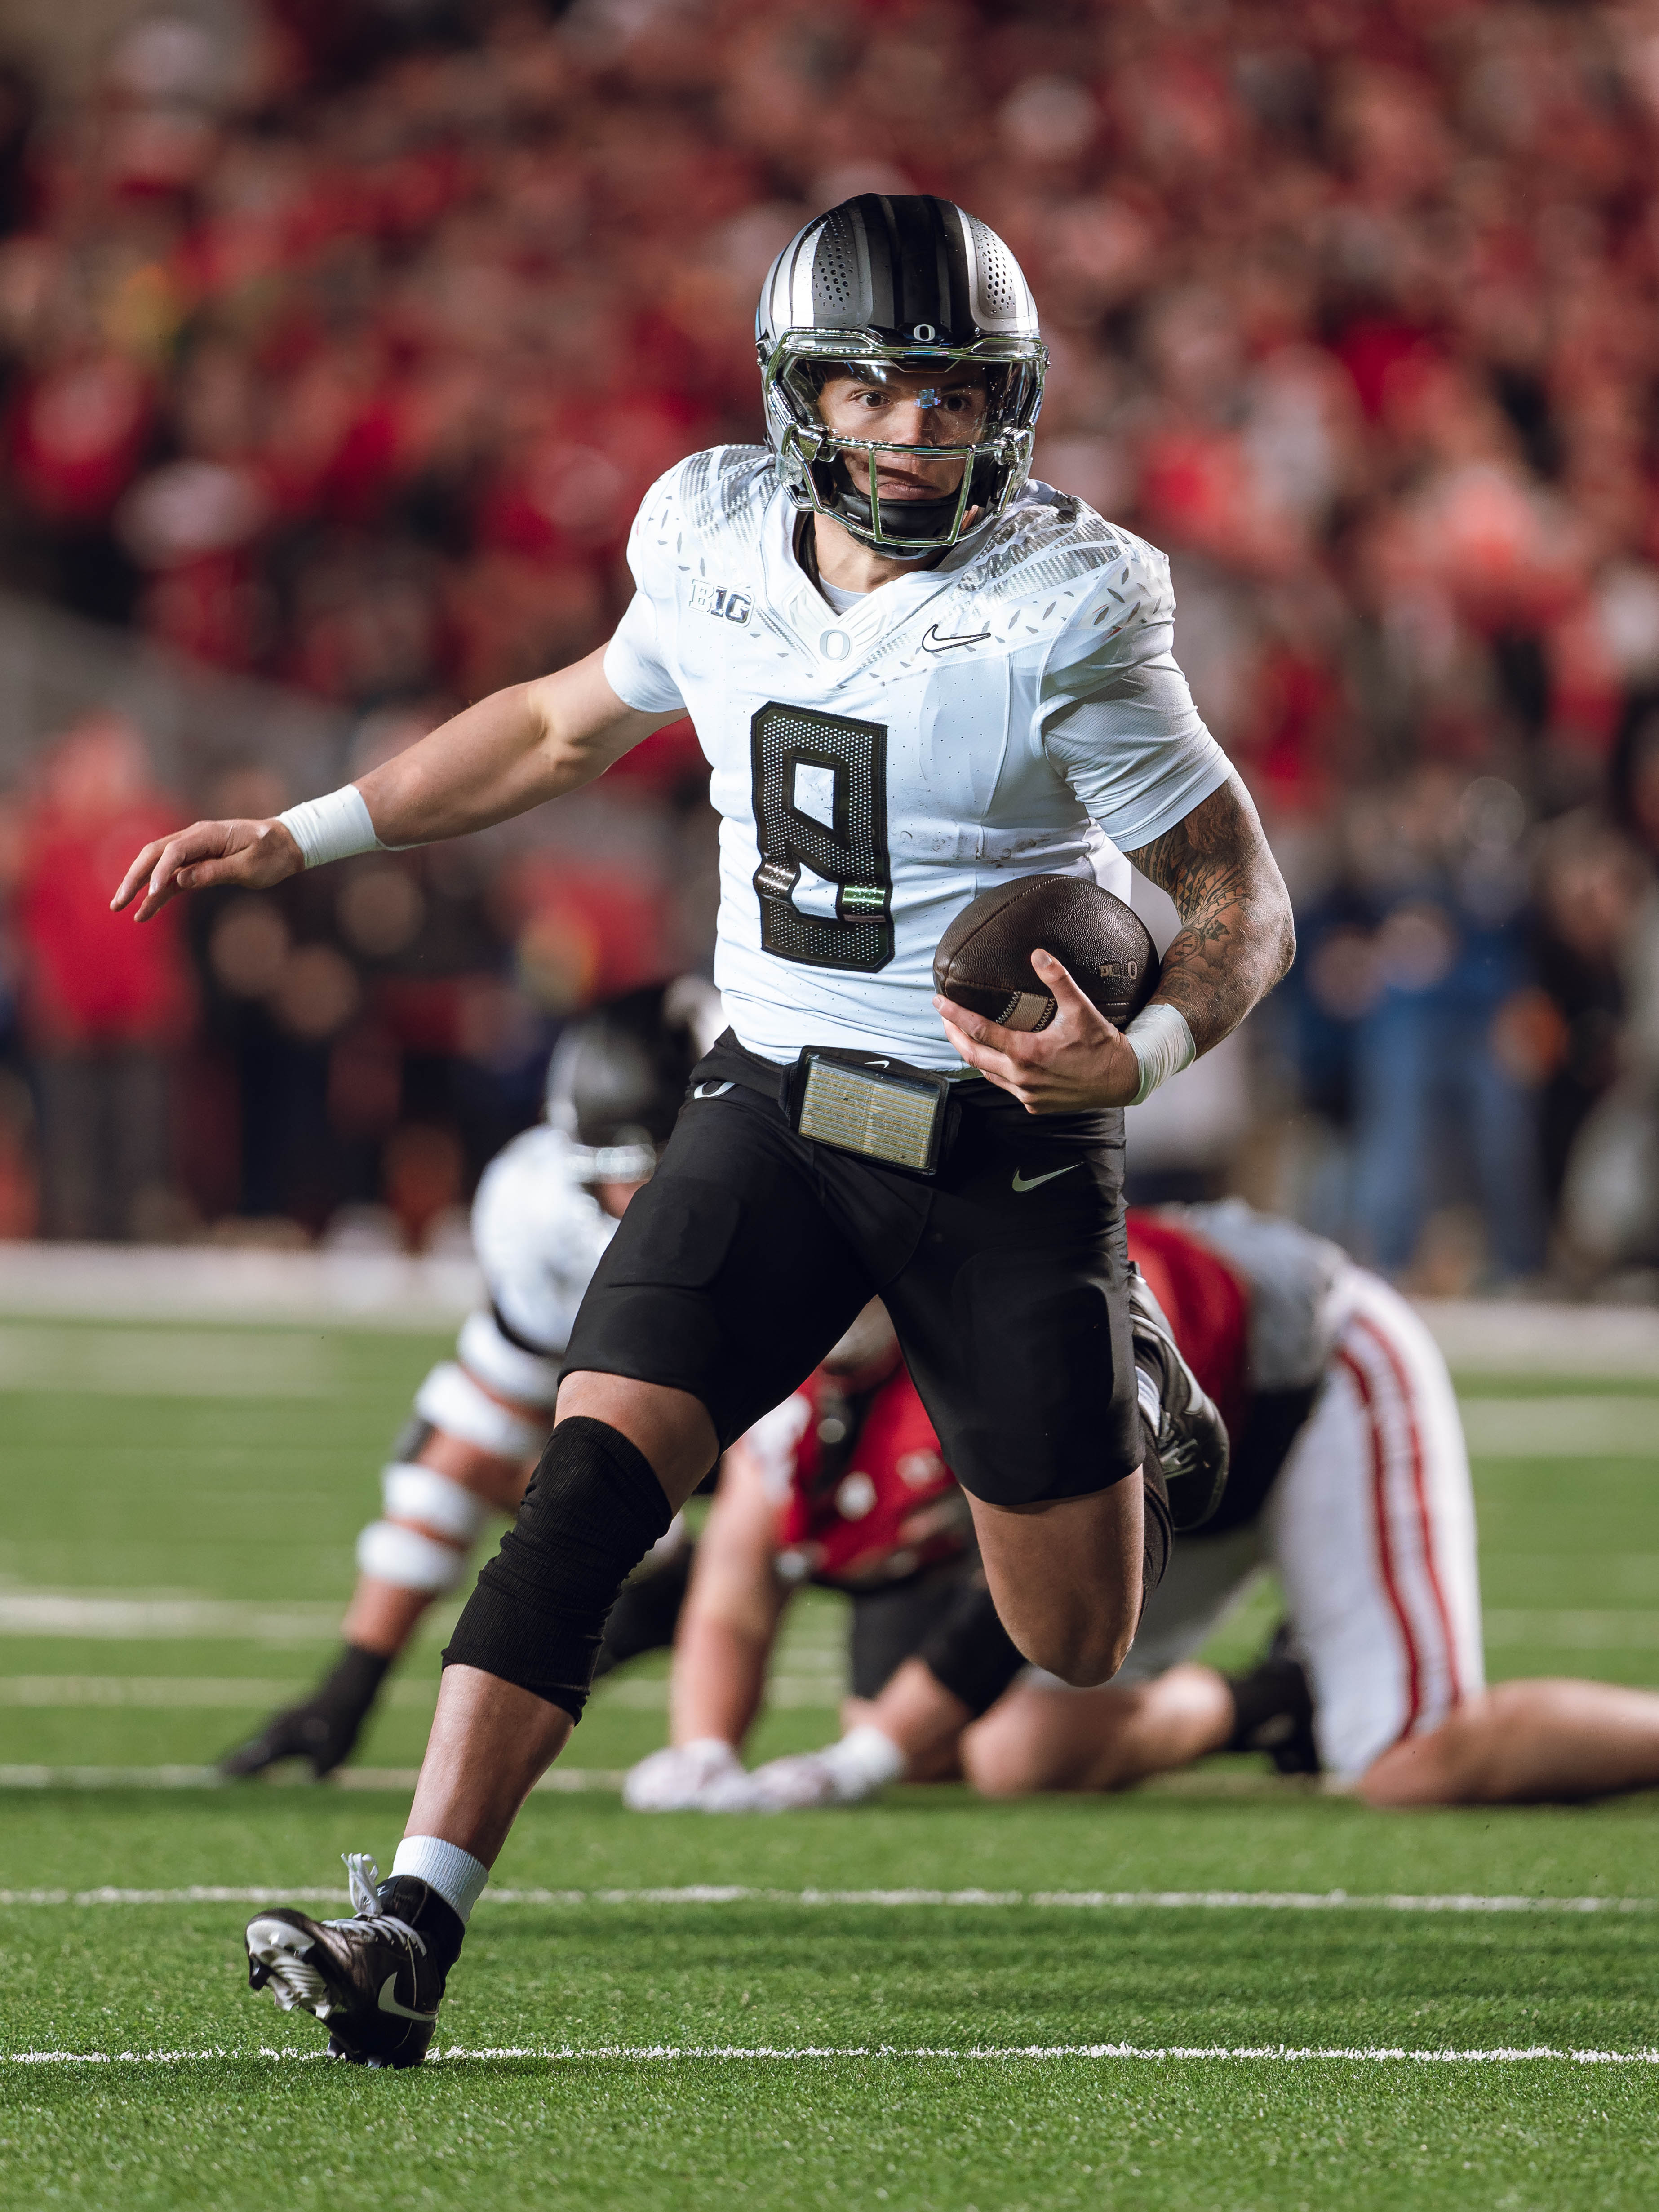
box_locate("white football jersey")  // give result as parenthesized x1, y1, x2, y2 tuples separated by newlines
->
(469, 1123, 620, 1356)
(604, 446, 1232, 1070)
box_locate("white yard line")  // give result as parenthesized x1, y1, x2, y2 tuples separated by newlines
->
(0, 1595, 347, 1640)
(1418, 1299, 1659, 1379)
(13, 1587, 1659, 1650)
(0, 1764, 621, 1793)
(2, 1249, 1655, 1375)
(7, 2042, 1659, 2066)
(0, 1677, 437, 1709)
(0, 1325, 346, 1396)
(0, 1765, 233, 1791)
(0, 1884, 1650, 1914)
(0, 1243, 481, 1332)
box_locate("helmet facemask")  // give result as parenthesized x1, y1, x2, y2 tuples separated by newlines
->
(761, 335, 1046, 555)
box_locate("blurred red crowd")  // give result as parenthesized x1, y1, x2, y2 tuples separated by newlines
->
(3, 0, 1659, 798)
(0, 700, 717, 1246)
(4, 0, 1659, 1282)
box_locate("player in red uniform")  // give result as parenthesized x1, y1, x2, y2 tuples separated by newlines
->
(681, 1206, 1659, 1812)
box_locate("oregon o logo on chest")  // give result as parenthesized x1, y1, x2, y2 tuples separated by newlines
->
(820, 629, 851, 660)
(911, 324, 937, 341)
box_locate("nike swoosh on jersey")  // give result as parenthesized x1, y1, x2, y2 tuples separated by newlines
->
(921, 625, 993, 652)
(1011, 1164, 1080, 1193)
(377, 1973, 439, 2023)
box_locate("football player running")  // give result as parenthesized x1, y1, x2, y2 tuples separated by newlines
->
(222, 982, 717, 1782)
(112, 195, 1293, 2066)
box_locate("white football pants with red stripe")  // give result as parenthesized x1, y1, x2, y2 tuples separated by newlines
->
(1115, 1266, 1484, 1781)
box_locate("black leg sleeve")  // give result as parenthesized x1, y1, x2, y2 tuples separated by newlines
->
(443, 1417, 673, 1723)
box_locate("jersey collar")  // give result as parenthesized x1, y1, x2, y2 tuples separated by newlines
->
(758, 492, 991, 673)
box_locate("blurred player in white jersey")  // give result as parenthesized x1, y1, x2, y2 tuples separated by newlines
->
(222, 980, 719, 1781)
(115, 193, 1293, 2065)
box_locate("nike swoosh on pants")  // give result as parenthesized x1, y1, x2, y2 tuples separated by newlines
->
(1011, 1165, 1080, 1193)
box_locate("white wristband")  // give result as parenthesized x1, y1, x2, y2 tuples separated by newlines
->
(1125, 1002, 1196, 1105)
(276, 784, 383, 869)
(822, 1723, 908, 1796)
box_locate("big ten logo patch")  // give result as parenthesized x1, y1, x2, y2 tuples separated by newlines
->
(690, 579, 752, 625)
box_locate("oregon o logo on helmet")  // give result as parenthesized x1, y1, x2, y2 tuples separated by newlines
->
(911, 323, 937, 342)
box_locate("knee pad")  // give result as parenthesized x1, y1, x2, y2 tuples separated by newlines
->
(384, 1461, 491, 1544)
(358, 1520, 468, 1594)
(357, 1465, 492, 1594)
(918, 1581, 1025, 1719)
(442, 1416, 673, 1722)
(457, 1309, 562, 1411)
(414, 1361, 547, 1462)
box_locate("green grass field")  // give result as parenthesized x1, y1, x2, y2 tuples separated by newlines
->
(3, 1319, 1659, 2210)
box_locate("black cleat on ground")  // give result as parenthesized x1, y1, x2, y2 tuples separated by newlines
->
(1225, 1624, 1320, 1776)
(244, 1856, 460, 2067)
(221, 1645, 390, 1781)
(1126, 1263, 1231, 1531)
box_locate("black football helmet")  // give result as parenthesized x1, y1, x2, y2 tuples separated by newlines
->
(544, 977, 722, 1184)
(756, 194, 1047, 556)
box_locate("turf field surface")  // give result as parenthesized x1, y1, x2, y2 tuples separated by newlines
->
(3, 1317, 1659, 2209)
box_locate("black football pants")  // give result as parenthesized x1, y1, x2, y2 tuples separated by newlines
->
(562, 1033, 1141, 1507)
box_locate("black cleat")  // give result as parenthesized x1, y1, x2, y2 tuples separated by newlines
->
(1127, 1264, 1230, 1530)
(1225, 1624, 1319, 1775)
(221, 1646, 390, 1780)
(244, 1855, 459, 2067)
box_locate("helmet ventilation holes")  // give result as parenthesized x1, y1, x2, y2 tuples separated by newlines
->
(812, 209, 860, 311)
(969, 217, 1018, 314)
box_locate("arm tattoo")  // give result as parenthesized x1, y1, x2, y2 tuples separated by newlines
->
(1125, 775, 1295, 1056)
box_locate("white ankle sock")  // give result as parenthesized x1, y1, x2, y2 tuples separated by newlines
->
(390, 1835, 489, 1924)
(1136, 1365, 1162, 1431)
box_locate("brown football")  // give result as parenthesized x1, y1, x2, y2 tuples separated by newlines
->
(933, 874, 1160, 1033)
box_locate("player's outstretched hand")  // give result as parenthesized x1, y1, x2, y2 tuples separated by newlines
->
(935, 948, 1141, 1113)
(111, 816, 304, 922)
